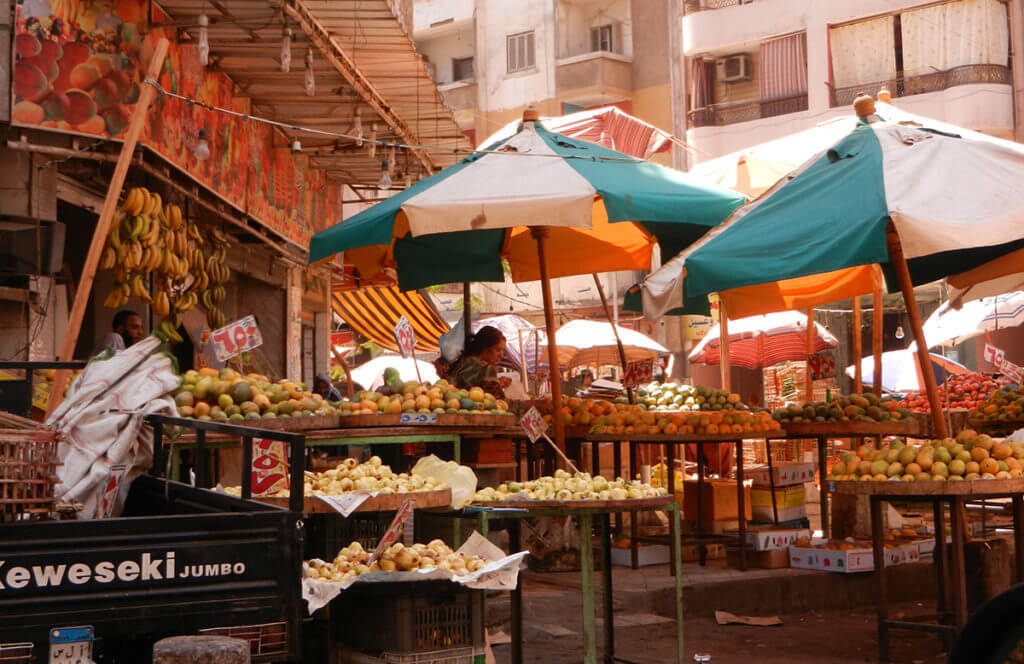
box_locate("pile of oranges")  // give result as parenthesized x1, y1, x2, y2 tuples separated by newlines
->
(537, 397, 781, 436)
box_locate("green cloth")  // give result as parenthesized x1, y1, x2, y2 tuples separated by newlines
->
(684, 122, 891, 299)
(448, 356, 497, 390)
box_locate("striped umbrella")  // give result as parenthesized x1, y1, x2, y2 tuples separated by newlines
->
(921, 292, 1024, 348)
(688, 311, 838, 369)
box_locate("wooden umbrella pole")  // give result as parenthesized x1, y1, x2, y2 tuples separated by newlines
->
(516, 329, 529, 393)
(329, 344, 356, 398)
(462, 282, 472, 347)
(806, 309, 815, 402)
(852, 295, 863, 393)
(592, 274, 634, 403)
(47, 38, 170, 419)
(886, 223, 947, 438)
(872, 280, 884, 397)
(533, 227, 566, 452)
(719, 299, 731, 392)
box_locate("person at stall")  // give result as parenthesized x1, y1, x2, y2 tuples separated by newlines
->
(96, 310, 144, 355)
(436, 325, 509, 398)
(313, 373, 344, 402)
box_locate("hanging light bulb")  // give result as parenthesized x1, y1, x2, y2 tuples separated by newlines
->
(368, 123, 377, 157)
(304, 48, 315, 97)
(193, 129, 211, 161)
(280, 25, 293, 73)
(895, 325, 905, 340)
(198, 13, 210, 66)
(378, 158, 392, 190)
(353, 110, 364, 147)
(291, 139, 301, 152)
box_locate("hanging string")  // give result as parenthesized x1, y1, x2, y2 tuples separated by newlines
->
(142, 78, 641, 163)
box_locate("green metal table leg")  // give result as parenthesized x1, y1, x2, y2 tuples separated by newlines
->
(579, 512, 597, 664)
(454, 435, 461, 464)
(170, 447, 182, 483)
(672, 504, 685, 664)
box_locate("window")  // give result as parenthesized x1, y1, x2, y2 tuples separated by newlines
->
(507, 31, 536, 73)
(591, 24, 614, 53)
(452, 56, 474, 81)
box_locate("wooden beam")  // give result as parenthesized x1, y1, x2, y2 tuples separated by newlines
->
(806, 309, 815, 402)
(47, 39, 170, 418)
(534, 227, 565, 452)
(873, 279, 884, 397)
(852, 294, 863, 393)
(719, 299, 730, 392)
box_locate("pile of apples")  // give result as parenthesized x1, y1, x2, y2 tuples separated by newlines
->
(898, 373, 1005, 412)
(826, 430, 1024, 481)
(337, 379, 508, 416)
(472, 469, 666, 502)
(305, 540, 485, 583)
(224, 456, 446, 498)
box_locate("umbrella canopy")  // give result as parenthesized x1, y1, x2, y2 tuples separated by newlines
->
(920, 292, 1024, 348)
(845, 350, 969, 393)
(350, 354, 440, 390)
(641, 102, 1024, 319)
(309, 120, 744, 290)
(543, 319, 667, 369)
(947, 247, 1024, 304)
(688, 311, 838, 369)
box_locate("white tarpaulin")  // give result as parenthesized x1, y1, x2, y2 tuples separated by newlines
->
(920, 292, 1024, 347)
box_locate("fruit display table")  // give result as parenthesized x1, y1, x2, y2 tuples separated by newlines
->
(968, 419, 1024, 436)
(768, 420, 925, 538)
(830, 479, 1024, 662)
(588, 432, 759, 570)
(434, 495, 684, 664)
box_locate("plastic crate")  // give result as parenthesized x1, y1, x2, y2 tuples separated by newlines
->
(331, 582, 484, 655)
(200, 621, 288, 658)
(0, 643, 33, 664)
(340, 646, 486, 664)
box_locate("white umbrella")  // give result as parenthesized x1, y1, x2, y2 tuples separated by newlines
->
(845, 349, 969, 393)
(921, 292, 1024, 348)
(350, 354, 439, 391)
(544, 319, 667, 369)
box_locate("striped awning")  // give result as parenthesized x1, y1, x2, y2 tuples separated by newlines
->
(332, 286, 449, 353)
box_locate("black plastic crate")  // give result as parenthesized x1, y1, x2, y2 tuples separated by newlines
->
(330, 581, 484, 655)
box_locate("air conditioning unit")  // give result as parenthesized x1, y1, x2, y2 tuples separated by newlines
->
(716, 54, 752, 83)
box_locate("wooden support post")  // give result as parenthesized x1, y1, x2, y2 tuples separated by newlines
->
(533, 227, 565, 452)
(886, 224, 947, 438)
(873, 283, 884, 397)
(806, 309, 815, 401)
(462, 282, 472, 347)
(592, 274, 634, 403)
(852, 295, 863, 393)
(47, 38, 169, 419)
(329, 344, 355, 398)
(718, 299, 731, 392)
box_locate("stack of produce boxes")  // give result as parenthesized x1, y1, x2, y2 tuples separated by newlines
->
(748, 462, 814, 526)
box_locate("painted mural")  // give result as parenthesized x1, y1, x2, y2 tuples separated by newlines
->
(11, 0, 334, 246)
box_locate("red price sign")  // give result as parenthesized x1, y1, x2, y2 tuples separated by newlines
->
(1001, 359, 1024, 383)
(369, 499, 416, 564)
(251, 438, 288, 497)
(393, 315, 416, 358)
(808, 352, 836, 380)
(623, 360, 654, 388)
(985, 343, 1006, 367)
(211, 315, 263, 362)
(519, 406, 548, 443)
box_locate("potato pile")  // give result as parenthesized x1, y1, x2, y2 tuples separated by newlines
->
(473, 469, 667, 502)
(224, 456, 446, 498)
(305, 540, 485, 583)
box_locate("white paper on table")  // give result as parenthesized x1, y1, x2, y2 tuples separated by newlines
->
(315, 491, 379, 517)
(301, 531, 529, 614)
(1007, 428, 1024, 444)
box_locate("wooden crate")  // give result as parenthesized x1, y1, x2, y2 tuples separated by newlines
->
(0, 412, 60, 521)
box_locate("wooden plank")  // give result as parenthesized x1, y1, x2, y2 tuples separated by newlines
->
(830, 478, 1024, 497)
(472, 495, 675, 510)
(587, 432, 760, 443)
(782, 421, 921, 437)
(257, 487, 451, 513)
(967, 419, 1024, 434)
(337, 413, 517, 428)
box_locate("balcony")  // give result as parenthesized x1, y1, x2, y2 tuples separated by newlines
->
(684, 0, 755, 14)
(556, 52, 633, 106)
(830, 64, 1011, 107)
(689, 93, 808, 128)
(438, 80, 477, 111)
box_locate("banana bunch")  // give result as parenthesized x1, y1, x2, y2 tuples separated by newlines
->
(202, 227, 231, 329)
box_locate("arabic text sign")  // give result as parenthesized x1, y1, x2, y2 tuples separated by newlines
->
(370, 499, 417, 563)
(623, 360, 654, 388)
(251, 438, 289, 497)
(519, 407, 548, 443)
(393, 315, 416, 358)
(212, 315, 263, 362)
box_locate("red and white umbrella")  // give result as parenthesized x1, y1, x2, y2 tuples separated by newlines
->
(689, 311, 838, 369)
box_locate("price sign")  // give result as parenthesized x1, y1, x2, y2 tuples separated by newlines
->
(623, 360, 654, 388)
(393, 315, 416, 358)
(250, 438, 289, 497)
(32, 380, 50, 411)
(519, 406, 548, 443)
(369, 499, 416, 564)
(211, 315, 263, 362)
(399, 412, 438, 425)
(808, 352, 836, 380)
(985, 343, 1006, 367)
(99, 464, 127, 518)
(1001, 358, 1024, 383)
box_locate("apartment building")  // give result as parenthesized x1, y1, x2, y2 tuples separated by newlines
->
(412, 0, 682, 164)
(682, 0, 1023, 159)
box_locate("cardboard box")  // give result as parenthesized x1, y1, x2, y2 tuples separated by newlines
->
(610, 544, 670, 567)
(724, 527, 812, 551)
(747, 462, 816, 488)
(682, 543, 725, 562)
(682, 480, 751, 532)
(752, 504, 807, 523)
(727, 547, 790, 569)
(788, 541, 920, 573)
(751, 485, 806, 509)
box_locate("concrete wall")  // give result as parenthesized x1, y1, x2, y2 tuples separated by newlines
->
(558, 0, 632, 59)
(418, 29, 476, 85)
(413, 0, 475, 33)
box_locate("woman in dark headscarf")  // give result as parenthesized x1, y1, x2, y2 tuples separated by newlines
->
(313, 373, 343, 402)
(436, 325, 507, 397)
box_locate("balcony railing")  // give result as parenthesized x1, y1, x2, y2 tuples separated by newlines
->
(684, 0, 755, 14)
(830, 64, 1011, 107)
(689, 93, 808, 128)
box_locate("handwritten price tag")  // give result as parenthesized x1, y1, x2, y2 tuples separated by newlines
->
(251, 438, 289, 497)
(393, 315, 416, 358)
(985, 343, 1006, 367)
(316, 493, 373, 517)
(1001, 358, 1024, 383)
(519, 406, 548, 443)
(369, 499, 417, 564)
(399, 412, 438, 424)
(99, 464, 128, 518)
(211, 315, 264, 362)
(623, 360, 654, 388)
(808, 353, 836, 380)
